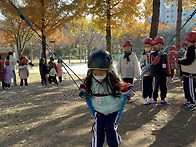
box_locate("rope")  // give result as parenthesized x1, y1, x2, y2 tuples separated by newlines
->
(127, 8, 196, 97)
(8, 0, 83, 89)
(118, 8, 196, 124)
(8, 0, 196, 124)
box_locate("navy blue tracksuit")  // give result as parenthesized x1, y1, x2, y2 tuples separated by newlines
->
(92, 111, 121, 147)
(178, 45, 196, 104)
(150, 51, 171, 101)
(142, 76, 153, 98)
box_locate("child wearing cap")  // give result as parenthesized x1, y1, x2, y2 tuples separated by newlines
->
(0, 60, 6, 89)
(79, 50, 135, 147)
(140, 38, 154, 105)
(167, 45, 178, 82)
(178, 42, 187, 59)
(178, 31, 196, 110)
(150, 36, 171, 107)
(48, 61, 58, 85)
(18, 54, 28, 65)
(4, 60, 14, 89)
(116, 40, 140, 102)
(18, 59, 29, 87)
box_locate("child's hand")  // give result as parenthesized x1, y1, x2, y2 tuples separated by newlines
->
(130, 91, 135, 97)
(79, 89, 88, 99)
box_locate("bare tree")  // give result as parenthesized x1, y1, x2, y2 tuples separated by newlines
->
(0, 17, 34, 56)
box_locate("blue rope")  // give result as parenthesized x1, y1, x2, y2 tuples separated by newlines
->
(8, 0, 83, 89)
(9, 0, 196, 124)
(119, 8, 196, 124)
(127, 8, 196, 97)
(85, 98, 95, 118)
(116, 94, 127, 124)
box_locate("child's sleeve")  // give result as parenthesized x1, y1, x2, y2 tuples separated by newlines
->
(150, 53, 161, 65)
(80, 83, 88, 91)
(140, 55, 145, 69)
(134, 55, 141, 79)
(79, 83, 91, 99)
(119, 81, 134, 92)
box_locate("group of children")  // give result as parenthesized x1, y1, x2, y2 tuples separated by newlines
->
(39, 57, 63, 86)
(0, 52, 63, 89)
(79, 31, 196, 147)
(0, 53, 30, 89)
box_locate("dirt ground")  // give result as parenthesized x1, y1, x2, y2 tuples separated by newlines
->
(0, 75, 196, 147)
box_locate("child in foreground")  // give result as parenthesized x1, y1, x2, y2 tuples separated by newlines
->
(79, 50, 134, 147)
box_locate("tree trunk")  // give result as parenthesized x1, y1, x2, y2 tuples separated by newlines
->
(150, 0, 160, 39)
(41, 32, 47, 60)
(41, 0, 46, 60)
(106, 0, 112, 54)
(175, 0, 182, 51)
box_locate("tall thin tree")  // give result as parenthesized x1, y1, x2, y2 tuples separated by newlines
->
(175, 0, 182, 50)
(150, 0, 160, 39)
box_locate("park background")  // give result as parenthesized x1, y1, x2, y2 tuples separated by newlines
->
(0, 0, 196, 147)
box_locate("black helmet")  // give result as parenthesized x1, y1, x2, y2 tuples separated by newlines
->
(88, 50, 112, 70)
(8, 51, 13, 55)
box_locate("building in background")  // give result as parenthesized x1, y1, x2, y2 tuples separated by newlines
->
(160, 0, 196, 31)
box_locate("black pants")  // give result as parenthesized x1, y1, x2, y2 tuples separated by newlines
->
(183, 77, 196, 104)
(92, 111, 121, 147)
(142, 76, 153, 98)
(152, 76, 167, 101)
(5, 83, 10, 88)
(41, 74, 47, 86)
(20, 79, 28, 86)
(58, 76, 62, 83)
(48, 75, 58, 85)
(170, 69, 175, 78)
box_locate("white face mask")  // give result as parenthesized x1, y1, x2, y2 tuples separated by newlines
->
(93, 74, 107, 82)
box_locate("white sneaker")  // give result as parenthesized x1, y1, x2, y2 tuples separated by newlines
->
(148, 98, 154, 104)
(143, 98, 149, 105)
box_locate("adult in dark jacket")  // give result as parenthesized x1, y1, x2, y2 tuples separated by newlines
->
(39, 58, 48, 86)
